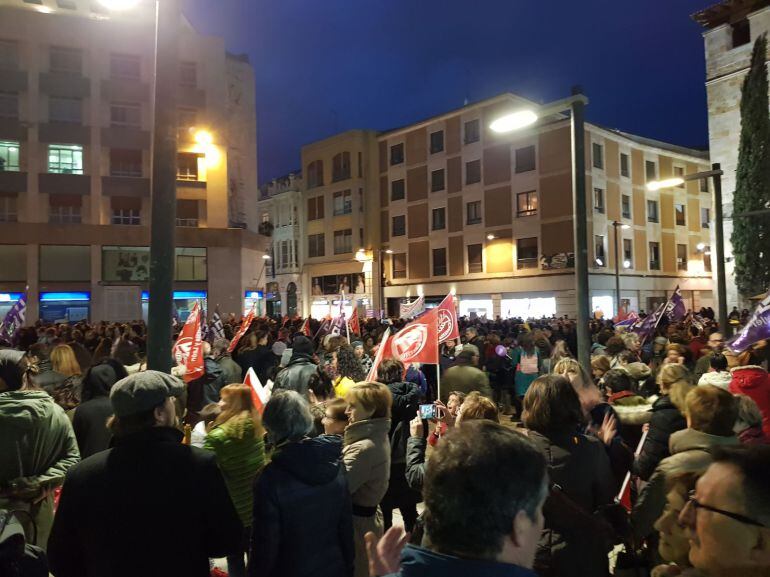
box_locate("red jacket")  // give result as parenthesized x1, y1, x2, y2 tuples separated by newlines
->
(730, 366, 770, 437)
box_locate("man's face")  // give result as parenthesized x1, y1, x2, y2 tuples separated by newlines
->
(155, 397, 177, 428)
(515, 486, 547, 569)
(655, 485, 691, 567)
(708, 333, 725, 353)
(465, 329, 475, 341)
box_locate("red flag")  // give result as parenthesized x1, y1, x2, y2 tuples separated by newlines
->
(366, 328, 391, 382)
(228, 305, 255, 353)
(421, 293, 460, 344)
(389, 312, 439, 365)
(243, 367, 267, 414)
(281, 315, 289, 328)
(299, 318, 311, 337)
(348, 314, 360, 336)
(172, 302, 205, 383)
(617, 429, 649, 512)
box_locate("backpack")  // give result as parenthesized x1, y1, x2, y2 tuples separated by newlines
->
(519, 350, 539, 375)
(0, 510, 48, 577)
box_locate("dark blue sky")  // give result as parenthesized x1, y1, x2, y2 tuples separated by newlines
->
(184, 0, 712, 185)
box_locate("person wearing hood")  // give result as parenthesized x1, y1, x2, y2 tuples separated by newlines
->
(729, 364, 770, 437)
(273, 336, 318, 398)
(185, 341, 228, 426)
(632, 385, 739, 541)
(0, 354, 80, 550)
(696, 353, 731, 390)
(72, 359, 127, 458)
(351, 340, 373, 374)
(212, 338, 242, 384)
(733, 394, 769, 445)
(604, 368, 651, 449)
(249, 391, 353, 577)
(343, 382, 392, 577)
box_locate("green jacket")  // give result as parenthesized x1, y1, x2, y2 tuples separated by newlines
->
(0, 390, 80, 492)
(204, 415, 265, 527)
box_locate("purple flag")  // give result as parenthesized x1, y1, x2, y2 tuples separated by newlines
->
(663, 286, 687, 323)
(615, 311, 639, 329)
(727, 294, 770, 353)
(633, 302, 666, 343)
(0, 295, 26, 345)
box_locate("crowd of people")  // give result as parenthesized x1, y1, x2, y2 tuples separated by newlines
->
(0, 308, 769, 577)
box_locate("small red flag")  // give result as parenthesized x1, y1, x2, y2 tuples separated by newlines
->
(228, 305, 255, 353)
(348, 314, 360, 336)
(299, 318, 312, 337)
(423, 293, 460, 343)
(243, 367, 268, 414)
(172, 302, 205, 383)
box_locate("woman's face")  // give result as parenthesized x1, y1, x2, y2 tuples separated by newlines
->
(322, 412, 347, 435)
(447, 394, 461, 416)
(654, 484, 691, 567)
(331, 351, 339, 370)
(354, 347, 364, 359)
(665, 349, 681, 363)
(592, 367, 605, 380)
(345, 400, 373, 423)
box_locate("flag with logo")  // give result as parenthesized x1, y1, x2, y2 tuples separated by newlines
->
(663, 285, 687, 323)
(366, 328, 392, 382)
(633, 302, 666, 343)
(243, 367, 270, 414)
(228, 305, 256, 353)
(0, 295, 26, 345)
(299, 317, 312, 337)
(399, 296, 425, 319)
(172, 301, 205, 383)
(727, 294, 770, 353)
(420, 293, 460, 344)
(210, 308, 225, 340)
(615, 311, 639, 329)
(348, 313, 361, 336)
(388, 311, 439, 365)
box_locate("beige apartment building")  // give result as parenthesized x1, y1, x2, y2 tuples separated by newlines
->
(375, 93, 714, 319)
(0, 0, 264, 323)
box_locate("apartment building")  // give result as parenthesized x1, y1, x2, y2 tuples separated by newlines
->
(376, 93, 713, 319)
(0, 0, 263, 323)
(692, 0, 770, 307)
(257, 172, 303, 317)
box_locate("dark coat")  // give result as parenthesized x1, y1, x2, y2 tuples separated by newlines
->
(387, 381, 420, 465)
(185, 357, 228, 425)
(405, 436, 426, 491)
(272, 354, 318, 397)
(394, 544, 537, 577)
(47, 427, 242, 577)
(528, 429, 614, 577)
(71, 397, 113, 458)
(248, 435, 354, 577)
(632, 395, 686, 481)
(67, 341, 93, 373)
(237, 345, 275, 386)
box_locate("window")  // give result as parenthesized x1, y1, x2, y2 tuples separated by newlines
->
(110, 102, 141, 128)
(517, 237, 538, 269)
(0, 92, 18, 119)
(392, 253, 407, 279)
(701, 207, 710, 228)
(515, 145, 536, 173)
(649, 242, 660, 270)
(175, 247, 207, 281)
(620, 153, 630, 177)
(392, 215, 406, 237)
(49, 196, 82, 224)
(176, 152, 200, 181)
(674, 166, 685, 187)
(179, 62, 197, 87)
(390, 143, 404, 165)
(645, 160, 657, 182)
(280, 241, 289, 271)
(0, 140, 20, 171)
(517, 191, 537, 217)
(621, 194, 631, 219)
(732, 19, 750, 48)
(464, 119, 480, 144)
(593, 187, 605, 213)
(677, 244, 688, 271)
(110, 53, 141, 80)
(647, 199, 659, 223)
(307, 196, 324, 221)
(176, 199, 198, 227)
(592, 142, 604, 169)
(432, 247, 447, 276)
(178, 108, 196, 129)
(332, 151, 351, 182)
(700, 178, 709, 193)
(50, 47, 81, 74)
(432, 207, 445, 230)
(48, 144, 83, 174)
(431, 168, 445, 192)
(109, 149, 142, 177)
(623, 238, 633, 267)
(49, 96, 81, 123)
(430, 130, 444, 154)
(0, 40, 18, 69)
(333, 229, 352, 254)
(594, 235, 605, 267)
(466, 200, 481, 225)
(111, 197, 141, 225)
(306, 160, 324, 188)
(467, 244, 483, 273)
(465, 159, 481, 184)
(358, 152, 362, 177)
(333, 189, 352, 215)
(56, 0, 76, 9)
(391, 179, 405, 201)
(308, 233, 325, 257)
(358, 188, 364, 212)
(0, 195, 17, 222)
(675, 203, 686, 226)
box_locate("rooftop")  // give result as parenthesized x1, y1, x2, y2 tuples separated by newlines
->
(691, 0, 770, 28)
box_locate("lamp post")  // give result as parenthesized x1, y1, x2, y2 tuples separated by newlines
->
(611, 221, 631, 318)
(490, 86, 591, 369)
(647, 163, 727, 332)
(356, 248, 392, 320)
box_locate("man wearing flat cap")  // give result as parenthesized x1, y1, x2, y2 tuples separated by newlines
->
(48, 371, 243, 577)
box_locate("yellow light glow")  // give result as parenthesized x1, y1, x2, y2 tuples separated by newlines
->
(490, 110, 538, 133)
(487, 234, 496, 240)
(194, 130, 213, 146)
(646, 178, 684, 191)
(34, 5, 55, 13)
(99, 0, 141, 9)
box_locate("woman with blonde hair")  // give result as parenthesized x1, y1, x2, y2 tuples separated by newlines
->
(204, 384, 266, 577)
(342, 382, 392, 577)
(49, 344, 83, 410)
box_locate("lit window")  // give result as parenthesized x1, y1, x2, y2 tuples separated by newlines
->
(48, 144, 83, 174)
(0, 140, 20, 171)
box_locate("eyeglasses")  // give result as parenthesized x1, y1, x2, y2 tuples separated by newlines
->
(686, 490, 768, 528)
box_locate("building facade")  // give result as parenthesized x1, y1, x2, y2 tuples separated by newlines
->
(0, 0, 264, 323)
(692, 0, 770, 308)
(257, 172, 303, 317)
(375, 94, 714, 319)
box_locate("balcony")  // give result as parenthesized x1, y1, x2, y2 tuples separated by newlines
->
(38, 122, 91, 145)
(100, 78, 151, 103)
(39, 72, 90, 98)
(0, 118, 26, 142)
(101, 126, 151, 150)
(101, 176, 150, 197)
(0, 171, 27, 194)
(39, 173, 91, 196)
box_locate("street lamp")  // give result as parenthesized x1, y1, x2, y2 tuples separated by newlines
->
(611, 221, 631, 318)
(647, 163, 727, 332)
(491, 87, 591, 369)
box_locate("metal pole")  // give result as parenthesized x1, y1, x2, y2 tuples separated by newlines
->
(570, 86, 591, 370)
(147, 0, 179, 373)
(712, 163, 728, 334)
(378, 249, 385, 320)
(613, 221, 621, 319)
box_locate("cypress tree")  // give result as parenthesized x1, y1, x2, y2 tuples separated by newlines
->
(732, 33, 770, 298)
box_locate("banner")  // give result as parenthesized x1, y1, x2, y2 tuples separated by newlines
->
(728, 294, 770, 353)
(633, 302, 666, 343)
(228, 305, 256, 353)
(243, 367, 269, 414)
(663, 285, 687, 323)
(399, 296, 425, 319)
(429, 293, 460, 344)
(0, 295, 26, 345)
(172, 301, 205, 383)
(366, 328, 391, 382)
(389, 312, 439, 365)
(210, 309, 225, 340)
(615, 311, 639, 329)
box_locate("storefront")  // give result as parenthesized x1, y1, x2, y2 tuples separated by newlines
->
(141, 290, 207, 322)
(0, 292, 24, 320)
(39, 292, 90, 323)
(244, 291, 264, 316)
(500, 296, 557, 319)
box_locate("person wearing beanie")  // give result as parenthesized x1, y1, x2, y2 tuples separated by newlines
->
(272, 335, 319, 398)
(48, 371, 242, 577)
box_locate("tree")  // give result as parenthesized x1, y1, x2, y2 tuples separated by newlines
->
(732, 33, 770, 298)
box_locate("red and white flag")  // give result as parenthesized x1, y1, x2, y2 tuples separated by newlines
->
(348, 313, 360, 336)
(228, 305, 256, 353)
(299, 317, 312, 337)
(366, 328, 391, 382)
(389, 312, 439, 365)
(423, 293, 460, 344)
(243, 367, 269, 414)
(617, 428, 649, 512)
(172, 302, 205, 383)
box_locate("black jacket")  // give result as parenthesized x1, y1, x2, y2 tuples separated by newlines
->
(47, 427, 242, 577)
(273, 354, 318, 398)
(185, 357, 227, 425)
(237, 345, 275, 386)
(71, 397, 113, 458)
(387, 381, 420, 465)
(248, 435, 354, 577)
(632, 395, 686, 481)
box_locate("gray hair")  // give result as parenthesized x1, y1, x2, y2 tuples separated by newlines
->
(262, 390, 314, 445)
(734, 394, 763, 429)
(212, 338, 230, 355)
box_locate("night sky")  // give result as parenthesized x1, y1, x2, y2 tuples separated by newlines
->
(183, 0, 713, 185)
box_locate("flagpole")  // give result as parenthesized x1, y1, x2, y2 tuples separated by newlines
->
(436, 362, 442, 403)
